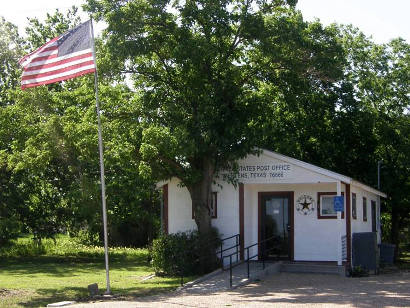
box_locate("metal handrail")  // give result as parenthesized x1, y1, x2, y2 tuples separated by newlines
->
(176, 233, 240, 286)
(224, 235, 279, 287)
(221, 249, 242, 270)
(216, 234, 240, 265)
(220, 234, 240, 242)
(245, 236, 277, 279)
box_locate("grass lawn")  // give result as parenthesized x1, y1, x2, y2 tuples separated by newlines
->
(0, 236, 194, 307)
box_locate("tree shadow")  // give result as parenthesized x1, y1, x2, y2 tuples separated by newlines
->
(0, 256, 149, 277)
(226, 272, 410, 307)
(18, 278, 185, 307)
(17, 286, 88, 307)
(123, 272, 410, 308)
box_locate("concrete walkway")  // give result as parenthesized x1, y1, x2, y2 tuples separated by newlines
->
(69, 270, 410, 308)
(180, 261, 277, 293)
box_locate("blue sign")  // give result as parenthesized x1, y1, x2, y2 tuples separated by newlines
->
(333, 196, 344, 212)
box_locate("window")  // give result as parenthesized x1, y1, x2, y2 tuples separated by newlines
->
(371, 200, 376, 232)
(352, 193, 357, 219)
(363, 197, 367, 221)
(317, 192, 345, 219)
(210, 192, 217, 218)
(321, 196, 336, 216)
(192, 192, 217, 219)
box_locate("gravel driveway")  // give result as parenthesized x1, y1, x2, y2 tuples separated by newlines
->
(69, 271, 410, 308)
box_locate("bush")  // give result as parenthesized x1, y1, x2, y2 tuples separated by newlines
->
(349, 265, 369, 277)
(75, 229, 101, 246)
(151, 229, 221, 276)
(0, 234, 149, 260)
(0, 217, 21, 246)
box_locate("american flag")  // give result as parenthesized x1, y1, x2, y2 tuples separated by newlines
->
(19, 20, 95, 89)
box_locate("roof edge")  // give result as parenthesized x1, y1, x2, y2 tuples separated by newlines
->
(259, 148, 386, 197)
(351, 180, 387, 198)
(260, 148, 352, 183)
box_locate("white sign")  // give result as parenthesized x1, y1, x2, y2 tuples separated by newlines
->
(220, 162, 293, 184)
(237, 163, 292, 180)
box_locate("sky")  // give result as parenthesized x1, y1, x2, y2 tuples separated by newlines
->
(1, 0, 409, 43)
(298, 0, 410, 43)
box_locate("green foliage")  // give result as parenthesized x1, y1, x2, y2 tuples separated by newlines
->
(25, 6, 81, 50)
(151, 229, 221, 276)
(85, 0, 346, 238)
(398, 251, 410, 270)
(0, 9, 160, 246)
(381, 213, 392, 243)
(349, 265, 369, 278)
(259, 23, 409, 253)
(336, 28, 409, 253)
(0, 1, 408, 255)
(0, 235, 188, 307)
(0, 17, 24, 106)
(0, 234, 147, 259)
(0, 217, 21, 246)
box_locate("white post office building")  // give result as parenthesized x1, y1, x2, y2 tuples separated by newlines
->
(159, 149, 386, 267)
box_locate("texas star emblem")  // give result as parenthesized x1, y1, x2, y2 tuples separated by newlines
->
(296, 194, 315, 215)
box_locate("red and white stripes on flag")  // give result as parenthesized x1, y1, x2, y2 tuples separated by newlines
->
(19, 20, 95, 89)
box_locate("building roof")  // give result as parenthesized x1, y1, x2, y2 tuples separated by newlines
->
(156, 148, 387, 198)
(261, 149, 386, 198)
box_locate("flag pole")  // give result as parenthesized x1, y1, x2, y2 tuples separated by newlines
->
(90, 19, 111, 295)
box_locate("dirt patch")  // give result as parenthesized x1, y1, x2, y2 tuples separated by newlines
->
(0, 288, 32, 298)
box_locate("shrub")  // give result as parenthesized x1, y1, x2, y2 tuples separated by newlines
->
(75, 229, 101, 246)
(151, 229, 221, 276)
(349, 265, 369, 277)
(0, 234, 149, 259)
(0, 217, 21, 246)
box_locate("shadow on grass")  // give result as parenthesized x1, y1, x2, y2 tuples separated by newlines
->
(17, 277, 185, 307)
(0, 256, 149, 277)
(16, 286, 88, 307)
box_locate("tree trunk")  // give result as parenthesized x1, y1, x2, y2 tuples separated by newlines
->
(187, 157, 219, 272)
(188, 158, 214, 236)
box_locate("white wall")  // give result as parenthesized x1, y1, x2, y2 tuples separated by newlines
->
(167, 178, 240, 236)
(211, 179, 239, 239)
(166, 177, 240, 262)
(244, 182, 346, 262)
(164, 151, 382, 262)
(167, 178, 197, 234)
(350, 185, 380, 243)
(167, 179, 349, 262)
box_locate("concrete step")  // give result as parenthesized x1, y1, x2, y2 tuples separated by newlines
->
(180, 261, 281, 292)
(280, 263, 345, 276)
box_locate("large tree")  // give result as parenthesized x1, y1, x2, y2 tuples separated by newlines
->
(86, 0, 345, 237)
(0, 17, 24, 106)
(262, 24, 410, 254)
(329, 27, 410, 255)
(0, 18, 25, 243)
(0, 9, 159, 246)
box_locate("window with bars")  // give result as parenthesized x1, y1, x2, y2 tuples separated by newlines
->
(352, 193, 357, 220)
(363, 197, 367, 222)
